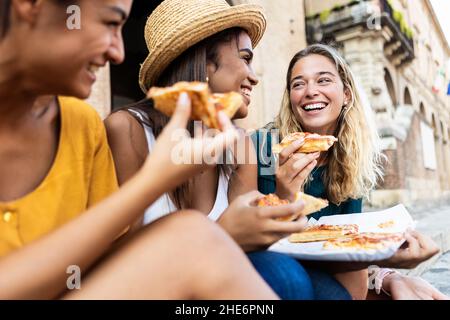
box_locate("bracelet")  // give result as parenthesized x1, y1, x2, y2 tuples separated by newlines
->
(374, 268, 399, 295)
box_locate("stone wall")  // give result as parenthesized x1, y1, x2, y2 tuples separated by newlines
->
(85, 64, 111, 119)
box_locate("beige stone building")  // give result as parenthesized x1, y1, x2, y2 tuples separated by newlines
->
(305, 0, 450, 206)
(231, 0, 307, 129)
(87, 0, 449, 207)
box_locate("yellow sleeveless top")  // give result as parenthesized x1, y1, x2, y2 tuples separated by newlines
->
(0, 97, 118, 257)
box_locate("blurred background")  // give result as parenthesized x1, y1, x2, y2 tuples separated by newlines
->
(86, 0, 450, 209)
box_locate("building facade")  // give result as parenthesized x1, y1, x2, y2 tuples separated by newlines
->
(86, 0, 449, 207)
(305, 0, 450, 206)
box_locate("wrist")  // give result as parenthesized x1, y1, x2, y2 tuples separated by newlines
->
(380, 271, 403, 295)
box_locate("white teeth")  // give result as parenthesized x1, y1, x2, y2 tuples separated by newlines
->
(303, 103, 326, 110)
(241, 88, 251, 97)
(88, 65, 100, 73)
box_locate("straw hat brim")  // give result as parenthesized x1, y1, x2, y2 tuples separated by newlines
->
(139, 4, 266, 93)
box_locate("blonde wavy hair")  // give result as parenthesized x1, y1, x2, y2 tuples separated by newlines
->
(274, 44, 384, 204)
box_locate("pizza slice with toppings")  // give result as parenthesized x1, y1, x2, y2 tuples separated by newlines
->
(289, 224, 359, 243)
(272, 132, 338, 154)
(323, 232, 404, 250)
(148, 81, 243, 130)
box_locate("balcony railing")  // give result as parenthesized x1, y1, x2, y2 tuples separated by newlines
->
(306, 0, 415, 66)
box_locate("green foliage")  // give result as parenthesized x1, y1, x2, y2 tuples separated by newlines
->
(320, 9, 331, 23)
(312, 0, 413, 39)
(388, 1, 414, 40)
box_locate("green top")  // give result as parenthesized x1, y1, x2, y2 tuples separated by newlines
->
(252, 129, 362, 220)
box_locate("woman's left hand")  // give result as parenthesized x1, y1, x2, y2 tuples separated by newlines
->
(383, 273, 449, 300)
(379, 230, 440, 269)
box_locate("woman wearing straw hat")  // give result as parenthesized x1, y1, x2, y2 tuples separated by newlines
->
(0, 0, 278, 299)
(107, 0, 351, 300)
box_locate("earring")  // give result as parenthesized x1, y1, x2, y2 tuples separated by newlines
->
(206, 76, 209, 82)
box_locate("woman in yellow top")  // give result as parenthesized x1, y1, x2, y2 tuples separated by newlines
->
(0, 0, 277, 299)
(0, 96, 118, 256)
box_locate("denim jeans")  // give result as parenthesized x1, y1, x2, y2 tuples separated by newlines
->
(247, 251, 352, 300)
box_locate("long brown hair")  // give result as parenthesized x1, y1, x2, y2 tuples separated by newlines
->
(123, 27, 244, 209)
(0, 0, 11, 38)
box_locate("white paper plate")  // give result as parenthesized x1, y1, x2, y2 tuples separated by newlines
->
(268, 204, 414, 262)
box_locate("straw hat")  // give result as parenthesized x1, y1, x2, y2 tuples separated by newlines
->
(139, 0, 266, 93)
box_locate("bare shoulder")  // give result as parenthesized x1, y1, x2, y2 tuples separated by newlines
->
(105, 111, 148, 155)
(104, 111, 149, 183)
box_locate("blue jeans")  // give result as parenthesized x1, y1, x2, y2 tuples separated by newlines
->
(247, 251, 352, 300)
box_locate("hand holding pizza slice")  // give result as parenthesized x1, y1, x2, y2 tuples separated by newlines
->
(148, 81, 243, 130)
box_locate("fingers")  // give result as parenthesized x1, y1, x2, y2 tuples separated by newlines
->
(403, 231, 421, 257)
(433, 289, 450, 300)
(408, 230, 439, 256)
(207, 113, 238, 155)
(238, 190, 265, 206)
(258, 201, 305, 219)
(278, 139, 305, 165)
(166, 92, 191, 129)
(291, 157, 317, 185)
(292, 152, 320, 171)
(276, 153, 318, 186)
(217, 111, 234, 132)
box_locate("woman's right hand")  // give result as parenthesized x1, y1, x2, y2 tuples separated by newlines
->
(275, 139, 320, 201)
(141, 92, 238, 192)
(218, 191, 308, 252)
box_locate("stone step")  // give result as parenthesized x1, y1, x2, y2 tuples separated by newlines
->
(420, 252, 450, 296)
(394, 204, 450, 277)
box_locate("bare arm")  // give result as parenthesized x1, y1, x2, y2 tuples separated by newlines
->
(0, 163, 166, 299)
(104, 111, 149, 231)
(228, 132, 258, 202)
(104, 111, 148, 186)
(0, 95, 239, 299)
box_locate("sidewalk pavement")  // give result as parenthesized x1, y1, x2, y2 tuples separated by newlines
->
(393, 201, 450, 295)
(421, 251, 450, 296)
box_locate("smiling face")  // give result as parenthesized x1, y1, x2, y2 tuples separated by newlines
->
(14, 0, 132, 98)
(289, 54, 350, 136)
(207, 31, 258, 119)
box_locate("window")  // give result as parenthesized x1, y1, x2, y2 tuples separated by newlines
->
(384, 68, 397, 107)
(403, 87, 412, 105)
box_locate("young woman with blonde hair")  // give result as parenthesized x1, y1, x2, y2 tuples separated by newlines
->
(254, 43, 447, 300)
(106, 0, 356, 300)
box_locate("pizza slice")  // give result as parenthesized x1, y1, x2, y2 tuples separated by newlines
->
(148, 81, 242, 130)
(257, 193, 289, 207)
(257, 192, 328, 221)
(288, 224, 359, 243)
(272, 132, 338, 154)
(323, 232, 404, 250)
(212, 92, 243, 119)
(257, 194, 296, 221)
(295, 192, 328, 216)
